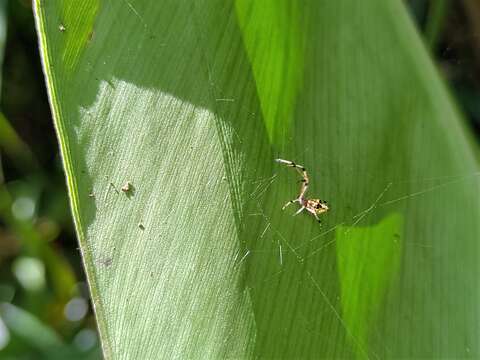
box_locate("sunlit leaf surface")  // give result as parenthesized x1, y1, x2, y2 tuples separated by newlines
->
(34, 0, 480, 358)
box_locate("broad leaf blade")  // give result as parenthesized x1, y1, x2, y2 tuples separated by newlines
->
(34, 0, 480, 358)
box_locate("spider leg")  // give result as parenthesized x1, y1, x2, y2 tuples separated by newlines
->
(313, 212, 321, 223)
(299, 174, 309, 199)
(286, 162, 309, 198)
(293, 206, 306, 216)
(292, 164, 309, 199)
(275, 159, 310, 198)
(282, 199, 299, 210)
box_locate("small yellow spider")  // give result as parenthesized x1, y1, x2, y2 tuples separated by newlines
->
(275, 159, 329, 223)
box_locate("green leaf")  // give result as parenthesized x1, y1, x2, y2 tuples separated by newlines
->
(34, 0, 480, 358)
(235, 0, 306, 145)
(0, 303, 74, 359)
(336, 213, 403, 358)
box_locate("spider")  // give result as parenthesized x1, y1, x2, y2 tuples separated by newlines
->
(275, 158, 329, 223)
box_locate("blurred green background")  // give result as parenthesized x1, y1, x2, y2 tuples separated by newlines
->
(0, 0, 478, 358)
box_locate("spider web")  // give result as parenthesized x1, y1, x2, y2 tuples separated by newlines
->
(239, 155, 480, 359)
(245, 162, 480, 264)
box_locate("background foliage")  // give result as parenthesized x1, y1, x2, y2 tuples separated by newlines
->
(0, 0, 479, 358)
